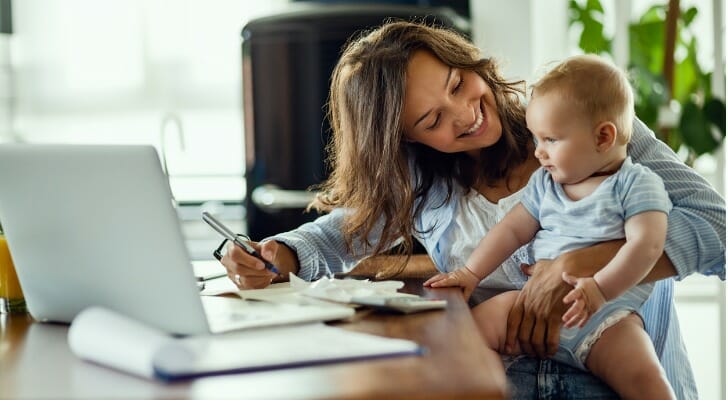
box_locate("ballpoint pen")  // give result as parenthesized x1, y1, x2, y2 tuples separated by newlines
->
(201, 211, 280, 274)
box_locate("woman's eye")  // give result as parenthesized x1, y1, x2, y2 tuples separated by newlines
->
(452, 76, 464, 94)
(427, 114, 441, 130)
(546, 138, 557, 143)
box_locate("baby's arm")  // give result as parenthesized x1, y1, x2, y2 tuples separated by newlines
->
(562, 210, 668, 327)
(466, 204, 540, 278)
(424, 204, 540, 299)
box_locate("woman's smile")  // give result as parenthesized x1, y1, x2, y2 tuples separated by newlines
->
(458, 100, 487, 139)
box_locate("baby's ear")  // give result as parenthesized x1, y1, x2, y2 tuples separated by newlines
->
(594, 122, 617, 152)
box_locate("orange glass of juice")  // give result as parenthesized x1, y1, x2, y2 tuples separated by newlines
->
(0, 234, 26, 313)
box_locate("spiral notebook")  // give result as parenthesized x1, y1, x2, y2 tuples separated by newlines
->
(69, 307, 423, 381)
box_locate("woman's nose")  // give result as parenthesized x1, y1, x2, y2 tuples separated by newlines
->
(453, 104, 475, 130)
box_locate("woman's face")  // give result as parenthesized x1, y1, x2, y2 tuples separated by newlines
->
(401, 50, 502, 157)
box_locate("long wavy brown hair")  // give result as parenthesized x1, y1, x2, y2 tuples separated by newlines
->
(310, 20, 530, 264)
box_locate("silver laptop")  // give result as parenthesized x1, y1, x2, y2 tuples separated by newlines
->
(0, 144, 352, 335)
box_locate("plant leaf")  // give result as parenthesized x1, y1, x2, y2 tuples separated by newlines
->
(570, 0, 611, 54)
(630, 20, 665, 74)
(568, 0, 585, 26)
(581, 18, 610, 53)
(672, 47, 699, 102)
(640, 4, 667, 23)
(586, 0, 605, 13)
(704, 98, 727, 135)
(682, 6, 698, 27)
(679, 99, 721, 155)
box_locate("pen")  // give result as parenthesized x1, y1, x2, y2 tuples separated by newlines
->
(201, 211, 280, 274)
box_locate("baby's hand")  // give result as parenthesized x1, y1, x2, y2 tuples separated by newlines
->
(423, 267, 481, 300)
(561, 273, 607, 328)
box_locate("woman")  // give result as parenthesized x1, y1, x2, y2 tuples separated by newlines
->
(221, 21, 725, 399)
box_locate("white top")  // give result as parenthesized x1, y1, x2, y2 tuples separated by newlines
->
(441, 188, 528, 290)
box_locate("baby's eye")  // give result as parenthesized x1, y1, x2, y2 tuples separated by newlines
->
(545, 137, 557, 143)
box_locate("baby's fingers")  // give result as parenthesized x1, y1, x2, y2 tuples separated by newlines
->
(564, 314, 583, 328)
(562, 287, 583, 304)
(428, 274, 460, 288)
(562, 301, 585, 327)
(424, 273, 450, 287)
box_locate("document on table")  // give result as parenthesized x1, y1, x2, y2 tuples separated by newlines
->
(68, 307, 423, 381)
(199, 271, 409, 303)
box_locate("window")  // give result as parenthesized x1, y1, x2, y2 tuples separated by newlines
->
(6, 0, 289, 202)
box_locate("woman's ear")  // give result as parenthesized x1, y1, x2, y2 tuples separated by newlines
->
(594, 122, 617, 152)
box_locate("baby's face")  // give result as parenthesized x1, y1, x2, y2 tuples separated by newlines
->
(526, 93, 601, 185)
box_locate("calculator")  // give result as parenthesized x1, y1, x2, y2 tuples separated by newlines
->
(350, 295, 447, 314)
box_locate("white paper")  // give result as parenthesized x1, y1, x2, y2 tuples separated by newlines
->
(191, 260, 227, 281)
(289, 273, 405, 303)
(68, 307, 172, 379)
(198, 275, 239, 296)
(202, 273, 407, 303)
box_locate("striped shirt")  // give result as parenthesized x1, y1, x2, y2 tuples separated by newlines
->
(269, 119, 725, 399)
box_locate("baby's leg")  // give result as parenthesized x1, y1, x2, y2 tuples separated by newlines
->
(471, 290, 521, 355)
(585, 313, 675, 400)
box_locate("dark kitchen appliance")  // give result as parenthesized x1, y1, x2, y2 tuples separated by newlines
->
(242, 3, 469, 239)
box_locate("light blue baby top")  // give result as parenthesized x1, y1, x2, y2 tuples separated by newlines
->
(520, 157, 673, 263)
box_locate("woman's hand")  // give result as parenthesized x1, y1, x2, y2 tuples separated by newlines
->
(423, 267, 481, 300)
(505, 240, 647, 358)
(221, 240, 287, 289)
(504, 259, 568, 358)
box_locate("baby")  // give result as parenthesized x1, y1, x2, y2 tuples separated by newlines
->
(425, 54, 675, 399)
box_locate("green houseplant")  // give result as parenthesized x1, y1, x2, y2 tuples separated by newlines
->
(569, 0, 726, 164)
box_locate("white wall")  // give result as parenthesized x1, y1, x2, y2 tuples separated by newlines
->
(470, 0, 568, 82)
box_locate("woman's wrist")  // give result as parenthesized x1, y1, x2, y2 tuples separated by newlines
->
(272, 240, 300, 279)
(556, 240, 625, 276)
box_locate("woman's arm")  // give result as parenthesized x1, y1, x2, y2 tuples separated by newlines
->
(349, 254, 437, 279)
(266, 207, 399, 281)
(221, 207, 394, 289)
(629, 119, 726, 279)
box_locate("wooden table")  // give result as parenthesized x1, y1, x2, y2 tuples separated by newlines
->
(0, 279, 507, 399)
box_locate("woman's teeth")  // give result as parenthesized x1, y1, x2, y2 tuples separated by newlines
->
(459, 109, 484, 137)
